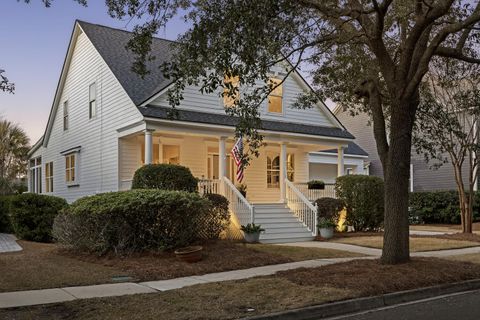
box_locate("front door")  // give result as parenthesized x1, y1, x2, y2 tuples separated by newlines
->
(207, 153, 234, 181)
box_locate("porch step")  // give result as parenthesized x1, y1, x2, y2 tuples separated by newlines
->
(253, 204, 314, 244)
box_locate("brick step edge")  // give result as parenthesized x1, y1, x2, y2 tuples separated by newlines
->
(245, 278, 480, 320)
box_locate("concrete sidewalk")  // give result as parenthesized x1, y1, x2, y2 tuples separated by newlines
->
(0, 256, 368, 309)
(0, 233, 22, 253)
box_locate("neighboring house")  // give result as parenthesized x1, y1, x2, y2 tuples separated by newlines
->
(28, 21, 368, 243)
(334, 106, 473, 192)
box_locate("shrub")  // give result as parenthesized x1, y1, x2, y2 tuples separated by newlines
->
(10, 193, 68, 242)
(53, 190, 223, 255)
(315, 197, 345, 221)
(131, 164, 198, 192)
(202, 193, 230, 239)
(0, 195, 13, 233)
(409, 191, 480, 224)
(335, 175, 384, 231)
(308, 180, 325, 190)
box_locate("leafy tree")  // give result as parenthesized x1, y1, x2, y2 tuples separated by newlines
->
(0, 119, 30, 195)
(0, 70, 14, 93)
(414, 58, 480, 233)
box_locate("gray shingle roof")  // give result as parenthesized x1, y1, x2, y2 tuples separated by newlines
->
(78, 20, 175, 105)
(321, 142, 368, 156)
(140, 106, 355, 139)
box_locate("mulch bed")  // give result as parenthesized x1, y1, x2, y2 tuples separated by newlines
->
(63, 241, 292, 281)
(276, 257, 480, 296)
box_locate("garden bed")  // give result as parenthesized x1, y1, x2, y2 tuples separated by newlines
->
(0, 240, 361, 292)
(3, 258, 480, 319)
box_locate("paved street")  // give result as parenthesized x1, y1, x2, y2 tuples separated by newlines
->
(329, 290, 480, 320)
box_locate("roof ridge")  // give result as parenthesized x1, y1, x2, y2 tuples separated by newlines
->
(75, 19, 178, 43)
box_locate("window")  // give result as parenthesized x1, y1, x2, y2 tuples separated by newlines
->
(65, 153, 76, 184)
(89, 83, 96, 119)
(223, 75, 240, 107)
(267, 78, 283, 113)
(267, 153, 295, 187)
(267, 155, 280, 188)
(287, 154, 294, 181)
(163, 145, 180, 164)
(45, 162, 53, 193)
(63, 101, 69, 130)
(346, 168, 353, 175)
(29, 157, 42, 194)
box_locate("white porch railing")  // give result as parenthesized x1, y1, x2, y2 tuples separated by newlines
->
(198, 179, 220, 195)
(286, 179, 318, 236)
(221, 177, 254, 226)
(294, 183, 336, 201)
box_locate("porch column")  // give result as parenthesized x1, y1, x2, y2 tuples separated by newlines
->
(337, 146, 345, 177)
(219, 136, 227, 179)
(280, 142, 287, 203)
(144, 129, 154, 165)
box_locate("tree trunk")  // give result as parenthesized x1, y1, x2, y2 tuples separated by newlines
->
(380, 99, 417, 264)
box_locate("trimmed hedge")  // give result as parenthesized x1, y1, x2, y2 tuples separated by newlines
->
(335, 175, 384, 231)
(0, 196, 13, 233)
(409, 191, 480, 224)
(53, 190, 228, 255)
(131, 164, 198, 192)
(202, 193, 230, 239)
(315, 197, 344, 221)
(10, 193, 68, 242)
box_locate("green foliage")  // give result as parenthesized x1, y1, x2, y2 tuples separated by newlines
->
(202, 193, 230, 239)
(0, 195, 13, 233)
(131, 164, 198, 192)
(335, 175, 384, 231)
(10, 193, 68, 242)
(308, 180, 325, 190)
(317, 218, 337, 229)
(409, 191, 480, 225)
(240, 223, 265, 234)
(53, 190, 227, 255)
(315, 197, 344, 221)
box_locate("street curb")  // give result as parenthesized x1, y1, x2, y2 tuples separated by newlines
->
(245, 278, 480, 320)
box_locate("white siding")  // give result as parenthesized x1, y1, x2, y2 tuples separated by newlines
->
(149, 73, 337, 128)
(40, 31, 143, 202)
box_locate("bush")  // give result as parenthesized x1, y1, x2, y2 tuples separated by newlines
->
(0, 195, 13, 233)
(10, 193, 68, 242)
(53, 190, 228, 255)
(308, 180, 325, 190)
(335, 175, 384, 231)
(315, 197, 345, 221)
(202, 193, 230, 239)
(131, 164, 198, 192)
(409, 191, 480, 224)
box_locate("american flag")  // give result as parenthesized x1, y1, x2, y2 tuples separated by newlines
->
(231, 137, 244, 182)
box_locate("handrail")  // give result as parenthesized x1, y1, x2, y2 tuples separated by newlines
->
(198, 179, 220, 195)
(221, 176, 254, 225)
(285, 179, 318, 236)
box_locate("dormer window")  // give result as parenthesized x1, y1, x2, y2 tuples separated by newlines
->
(267, 78, 283, 113)
(223, 75, 240, 107)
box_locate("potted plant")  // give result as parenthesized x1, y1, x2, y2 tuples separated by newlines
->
(237, 184, 247, 197)
(307, 180, 325, 190)
(318, 218, 336, 239)
(240, 223, 265, 243)
(174, 246, 203, 263)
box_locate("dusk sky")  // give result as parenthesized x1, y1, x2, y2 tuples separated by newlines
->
(0, 0, 190, 144)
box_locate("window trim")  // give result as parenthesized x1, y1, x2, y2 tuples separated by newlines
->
(89, 82, 97, 119)
(62, 150, 80, 187)
(29, 157, 42, 194)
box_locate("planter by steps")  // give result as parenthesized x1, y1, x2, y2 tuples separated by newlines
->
(241, 223, 265, 243)
(174, 246, 203, 263)
(244, 232, 261, 243)
(319, 227, 334, 239)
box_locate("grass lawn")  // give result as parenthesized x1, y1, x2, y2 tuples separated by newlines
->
(2, 258, 480, 320)
(331, 236, 480, 252)
(0, 240, 361, 292)
(410, 223, 480, 233)
(447, 254, 480, 264)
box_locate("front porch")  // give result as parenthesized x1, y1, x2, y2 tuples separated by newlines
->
(118, 129, 347, 204)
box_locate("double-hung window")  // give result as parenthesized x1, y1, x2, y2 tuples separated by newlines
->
(89, 83, 96, 119)
(45, 162, 53, 193)
(65, 153, 77, 184)
(267, 78, 283, 113)
(29, 157, 42, 193)
(223, 75, 240, 107)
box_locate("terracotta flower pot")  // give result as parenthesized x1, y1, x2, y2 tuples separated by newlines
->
(174, 246, 203, 263)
